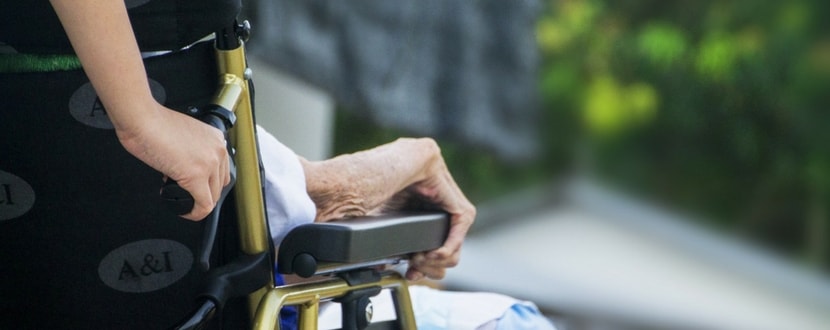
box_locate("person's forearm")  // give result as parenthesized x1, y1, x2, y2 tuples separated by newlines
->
(50, 0, 231, 221)
(50, 0, 159, 133)
(302, 137, 474, 280)
(301, 138, 442, 221)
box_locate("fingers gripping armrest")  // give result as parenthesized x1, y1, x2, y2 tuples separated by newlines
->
(277, 212, 450, 278)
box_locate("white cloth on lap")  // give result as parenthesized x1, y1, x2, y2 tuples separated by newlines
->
(256, 125, 316, 245)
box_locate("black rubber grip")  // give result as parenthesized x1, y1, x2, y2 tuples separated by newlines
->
(160, 180, 195, 215)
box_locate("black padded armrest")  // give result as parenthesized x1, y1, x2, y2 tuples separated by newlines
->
(277, 212, 450, 278)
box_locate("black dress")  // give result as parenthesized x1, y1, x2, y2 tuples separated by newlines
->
(0, 1, 248, 328)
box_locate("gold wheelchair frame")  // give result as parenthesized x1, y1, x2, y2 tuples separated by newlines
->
(209, 20, 425, 330)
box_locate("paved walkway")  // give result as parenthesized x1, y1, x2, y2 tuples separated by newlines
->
(443, 180, 830, 329)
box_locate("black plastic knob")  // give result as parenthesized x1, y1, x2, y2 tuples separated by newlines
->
(292, 253, 318, 278)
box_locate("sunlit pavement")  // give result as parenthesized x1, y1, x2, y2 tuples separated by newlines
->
(442, 178, 830, 330)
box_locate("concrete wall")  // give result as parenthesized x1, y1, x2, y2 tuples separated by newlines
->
(248, 57, 334, 161)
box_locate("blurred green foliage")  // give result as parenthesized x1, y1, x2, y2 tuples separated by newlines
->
(335, 0, 830, 270)
(537, 0, 830, 269)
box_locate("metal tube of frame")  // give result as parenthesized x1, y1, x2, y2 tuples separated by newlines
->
(391, 281, 417, 328)
(215, 43, 270, 256)
(214, 40, 274, 319)
(213, 74, 245, 112)
(298, 296, 320, 330)
(252, 272, 417, 330)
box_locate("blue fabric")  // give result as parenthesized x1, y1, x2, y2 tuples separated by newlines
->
(275, 273, 298, 330)
(415, 302, 557, 330)
(495, 303, 558, 330)
(407, 285, 557, 330)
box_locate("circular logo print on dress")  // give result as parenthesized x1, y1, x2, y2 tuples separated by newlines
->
(98, 239, 193, 293)
(0, 41, 18, 54)
(69, 79, 166, 129)
(0, 170, 36, 222)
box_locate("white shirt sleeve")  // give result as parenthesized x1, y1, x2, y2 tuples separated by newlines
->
(256, 125, 317, 245)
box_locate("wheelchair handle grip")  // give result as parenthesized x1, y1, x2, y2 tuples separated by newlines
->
(161, 180, 195, 215)
(159, 105, 236, 216)
(159, 105, 237, 271)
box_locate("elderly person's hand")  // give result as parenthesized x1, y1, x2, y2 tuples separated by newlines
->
(301, 137, 476, 280)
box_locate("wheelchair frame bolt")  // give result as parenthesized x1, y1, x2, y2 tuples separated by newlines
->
(236, 20, 252, 42)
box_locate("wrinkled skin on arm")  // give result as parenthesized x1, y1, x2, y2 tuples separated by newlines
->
(301, 138, 476, 280)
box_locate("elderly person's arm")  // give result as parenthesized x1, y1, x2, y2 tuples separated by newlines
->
(300, 138, 476, 281)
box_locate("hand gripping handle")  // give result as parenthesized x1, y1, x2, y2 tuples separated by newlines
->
(160, 105, 237, 271)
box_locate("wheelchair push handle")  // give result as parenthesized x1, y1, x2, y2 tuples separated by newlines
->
(160, 180, 195, 215)
(160, 105, 237, 215)
(160, 105, 237, 272)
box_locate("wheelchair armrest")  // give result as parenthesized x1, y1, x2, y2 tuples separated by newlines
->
(277, 212, 450, 278)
